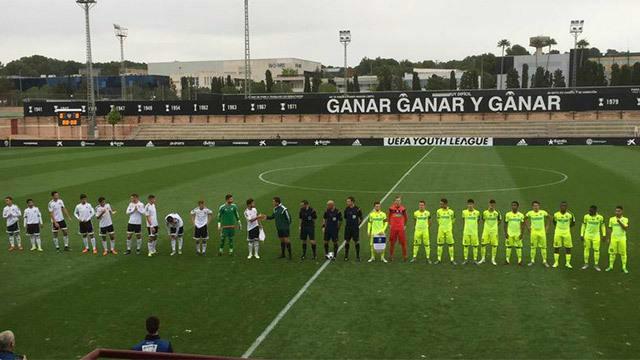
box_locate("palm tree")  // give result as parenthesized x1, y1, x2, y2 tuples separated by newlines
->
(545, 38, 557, 73)
(497, 39, 511, 89)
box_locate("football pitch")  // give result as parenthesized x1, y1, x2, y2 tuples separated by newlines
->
(1, 145, 639, 359)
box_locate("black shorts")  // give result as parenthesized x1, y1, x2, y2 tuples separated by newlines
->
(148, 226, 159, 236)
(79, 221, 94, 234)
(52, 219, 67, 231)
(194, 225, 209, 239)
(127, 223, 142, 234)
(300, 226, 315, 241)
(100, 225, 115, 235)
(7, 223, 19, 233)
(324, 229, 339, 242)
(169, 226, 184, 236)
(248, 227, 260, 240)
(277, 228, 290, 238)
(27, 223, 40, 235)
(344, 226, 360, 241)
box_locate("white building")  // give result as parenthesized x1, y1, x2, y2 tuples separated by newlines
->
(148, 58, 322, 94)
(403, 68, 465, 90)
(496, 53, 571, 89)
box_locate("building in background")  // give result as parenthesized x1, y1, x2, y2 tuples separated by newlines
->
(148, 58, 322, 94)
(495, 53, 574, 88)
(591, 52, 640, 82)
(403, 68, 464, 90)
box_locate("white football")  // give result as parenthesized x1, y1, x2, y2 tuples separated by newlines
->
(326, 252, 334, 260)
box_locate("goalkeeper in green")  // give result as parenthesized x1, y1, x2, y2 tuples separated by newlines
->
(217, 194, 242, 256)
(581, 205, 606, 271)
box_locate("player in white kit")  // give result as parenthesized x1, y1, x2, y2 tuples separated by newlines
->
(3, 196, 22, 251)
(74, 194, 97, 254)
(145, 195, 159, 257)
(165, 213, 184, 256)
(96, 197, 118, 255)
(48, 191, 71, 251)
(24, 199, 43, 251)
(191, 200, 213, 255)
(244, 198, 263, 259)
(125, 193, 145, 255)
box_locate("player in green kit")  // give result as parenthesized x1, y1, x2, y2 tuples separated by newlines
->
(411, 200, 431, 263)
(525, 201, 550, 267)
(606, 206, 629, 274)
(479, 200, 500, 266)
(435, 198, 455, 265)
(367, 201, 388, 263)
(504, 201, 525, 265)
(552, 201, 576, 269)
(217, 194, 242, 256)
(461, 199, 480, 265)
(581, 205, 606, 271)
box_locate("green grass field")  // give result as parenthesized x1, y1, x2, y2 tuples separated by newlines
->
(1, 146, 639, 360)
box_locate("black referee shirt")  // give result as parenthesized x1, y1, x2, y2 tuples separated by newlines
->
(344, 206, 363, 228)
(299, 207, 317, 228)
(323, 208, 342, 232)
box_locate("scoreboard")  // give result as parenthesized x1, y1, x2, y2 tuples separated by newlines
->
(56, 109, 82, 126)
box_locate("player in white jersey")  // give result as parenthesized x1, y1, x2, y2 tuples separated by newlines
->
(165, 213, 184, 256)
(244, 198, 264, 259)
(48, 191, 71, 251)
(191, 200, 213, 255)
(145, 195, 159, 257)
(24, 199, 43, 251)
(74, 194, 97, 254)
(3, 196, 22, 251)
(96, 197, 118, 256)
(125, 193, 146, 255)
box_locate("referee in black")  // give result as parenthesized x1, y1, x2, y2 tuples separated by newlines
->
(299, 200, 317, 260)
(322, 200, 342, 260)
(343, 196, 363, 261)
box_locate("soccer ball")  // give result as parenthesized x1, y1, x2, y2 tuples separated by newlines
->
(326, 252, 334, 260)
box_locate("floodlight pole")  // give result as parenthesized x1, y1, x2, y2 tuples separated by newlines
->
(339, 30, 351, 94)
(77, 0, 97, 139)
(244, 0, 251, 98)
(570, 20, 584, 89)
(114, 24, 128, 100)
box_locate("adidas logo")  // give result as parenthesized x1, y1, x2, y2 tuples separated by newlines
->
(516, 139, 528, 146)
(352, 139, 362, 146)
(146, 141, 155, 147)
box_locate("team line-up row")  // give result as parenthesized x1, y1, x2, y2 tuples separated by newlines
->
(2, 192, 630, 273)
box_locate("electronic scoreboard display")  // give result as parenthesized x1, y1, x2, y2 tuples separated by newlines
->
(56, 109, 82, 126)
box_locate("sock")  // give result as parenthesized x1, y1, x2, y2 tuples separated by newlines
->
(463, 245, 469, 260)
(171, 239, 176, 252)
(437, 245, 443, 261)
(126, 239, 132, 250)
(541, 248, 547, 263)
(355, 242, 360, 258)
(425, 244, 430, 259)
(516, 248, 522, 262)
(54, 237, 60, 249)
(219, 237, 226, 252)
(312, 244, 317, 257)
(110, 239, 116, 250)
(333, 242, 339, 256)
(554, 252, 559, 264)
(63, 235, 69, 247)
(90, 237, 96, 250)
(472, 246, 478, 261)
(302, 243, 307, 256)
(481, 246, 486, 260)
(178, 237, 183, 250)
(286, 243, 292, 257)
(531, 248, 537, 263)
(609, 254, 616, 268)
(413, 242, 419, 258)
(370, 241, 375, 258)
(491, 246, 497, 262)
(202, 242, 207, 253)
(345, 242, 350, 258)
(229, 238, 234, 252)
(248, 242, 253, 255)
(82, 237, 88, 249)
(15, 235, 21, 246)
(506, 247, 512, 262)
(280, 242, 285, 256)
(136, 238, 142, 250)
(566, 254, 572, 265)
(36, 236, 42, 249)
(254, 241, 259, 256)
(8, 235, 14, 247)
(594, 250, 600, 265)
(622, 255, 627, 270)
(147, 242, 153, 253)
(584, 247, 590, 264)
(324, 243, 329, 255)
(30, 235, 36, 247)
(102, 239, 107, 250)
(448, 245, 454, 261)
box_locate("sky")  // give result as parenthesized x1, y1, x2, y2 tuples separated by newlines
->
(1, 0, 639, 67)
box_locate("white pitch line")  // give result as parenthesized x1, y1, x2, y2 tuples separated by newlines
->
(241, 146, 436, 359)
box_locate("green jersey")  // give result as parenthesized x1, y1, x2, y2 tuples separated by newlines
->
(505, 211, 525, 237)
(482, 209, 501, 234)
(581, 213, 606, 237)
(437, 208, 455, 232)
(526, 210, 548, 233)
(609, 216, 629, 241)
(462, 209, 480, 236)
(267, 204, 292, 231)
(413, 210, 430, 231)
(553, 211, 575, 235)
(218, 203, 240, 227)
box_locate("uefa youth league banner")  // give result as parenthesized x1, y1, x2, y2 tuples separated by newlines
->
(383, 137, 494, 146)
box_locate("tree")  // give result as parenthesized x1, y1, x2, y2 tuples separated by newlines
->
(610, 63, 621, 86)
(577, 39, 590, 67)
(497, 39, 511, 90)
(272, 82, 293, 93)
(106, 108, 122, 141)
(311, 69, 322, 92)
(506, 68, 520, 88)
(506, 44, 530, 56)
(303, 73, 311, 93)
(225, 75, 234, 87)
(532, 67, 551, 88)
(632, 62, 640, 85)
(411, 72, 421, 90)
(426, 75, 449, 90)
(619, 64, 633, 86)
(265, 70, 274, 93)
(318, 82, 337, 93)
(353, 73, 360, 92)
(449, 71, 457, 89)
(210, 77, 223, 94)
(459, 70, 478, 89)
(281, 68, 298, 76)
(521, 64, 529, 88)
(376, 66, 393, 91)
(577, 61, 607, 87)
(553, 69, 566, 88)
